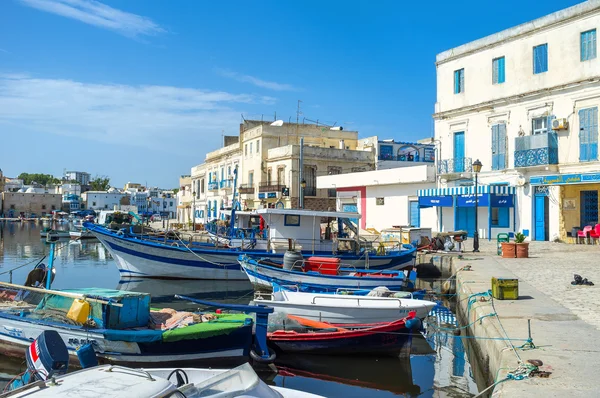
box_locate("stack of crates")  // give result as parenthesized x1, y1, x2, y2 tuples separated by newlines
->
(491, 277, 519, 300)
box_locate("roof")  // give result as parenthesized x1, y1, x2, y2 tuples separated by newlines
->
(437, 0, 600, 64)
(256, 208, 361, 219)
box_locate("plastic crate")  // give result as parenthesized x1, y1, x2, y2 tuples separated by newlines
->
(491, 277, 519, 300)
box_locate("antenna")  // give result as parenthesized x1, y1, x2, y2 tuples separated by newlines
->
(296, 100, 303, 144)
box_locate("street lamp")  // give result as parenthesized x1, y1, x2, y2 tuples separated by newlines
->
(472, 159, 483, 252)
(300, 179, 306, 209)
(192, 190, 196, 231)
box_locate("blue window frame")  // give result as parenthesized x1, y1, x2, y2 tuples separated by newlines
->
(579, 107, 599, 162)
(533, 44, 548, 74)
(492, 57, 505, 84)
(454, 69, 464, 94)
(284, 215, 300, 226)
(379, 145, 394, 160)
(491, 207, 510, 228)
(409, 201, 420, 227)
(491, 123, 507, 170)
(581, 29, 597, 61)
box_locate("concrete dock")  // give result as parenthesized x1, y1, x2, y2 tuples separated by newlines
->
(444, 240, 600, 397)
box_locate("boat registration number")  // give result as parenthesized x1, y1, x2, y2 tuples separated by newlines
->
(3, 326, 24, 338)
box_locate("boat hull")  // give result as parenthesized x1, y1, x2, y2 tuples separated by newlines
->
(240, 257, 415, 291)
(0, 313, 251, 366)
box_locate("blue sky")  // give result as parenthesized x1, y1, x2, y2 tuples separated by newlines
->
(0, 0, 581, 188)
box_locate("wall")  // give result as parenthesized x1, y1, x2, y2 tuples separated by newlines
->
(1, 192, 62, 216)
(83, 192, 126, 210)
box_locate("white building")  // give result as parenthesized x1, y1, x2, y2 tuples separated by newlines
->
(318, 164, 436, 232)
(357, 136, 435, 170)
(176, 175, 193, 226)
(64, 171, 91, 186)
(423, 0, 600, 242)
(82, 191, 127, 211)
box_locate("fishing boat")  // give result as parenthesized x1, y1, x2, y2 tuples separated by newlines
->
(68, 228, 96, 240)
(252, 284, 436, 323)
(267, 312, 420, 356)
(0, 283, 275, 366)
(2, 331, 321, 398)
(239, 254, 417, 292)
(39, 228, 70, 239)
(84, 207, 416, 280)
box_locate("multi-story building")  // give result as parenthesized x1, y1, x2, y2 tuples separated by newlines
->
(420, 0, 600, 242)
(82, 190, 127, 211)
(64, 171, 91, 186)
(190, 120, 376, 224)
(176, 175, 193, 226)
(1, 192, 62, 217)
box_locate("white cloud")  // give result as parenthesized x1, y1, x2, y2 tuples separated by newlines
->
(18, 0, 165, 37)
(0, 74, 276, 152)
(216, 68, 297, 91)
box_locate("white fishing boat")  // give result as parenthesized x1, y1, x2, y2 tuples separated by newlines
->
(252, 285, 436, 323)
(68, 228, 96, 240)
(39, 228, 70, 239)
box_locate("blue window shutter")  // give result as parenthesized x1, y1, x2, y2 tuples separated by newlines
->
(498, 123, 507, 169)
(499, 57, 505, 83)
(491, 124, 499, 170)
(460, 69, 464, 92)
(533, 44, 548, 74)
(492, 59, 498, 84)
(454, 70, 459, 94)
(580, 109, 590, 161)
(591, 107, 599, 161)
(582, 31, 587, 61)
(410, 201, 420, 227)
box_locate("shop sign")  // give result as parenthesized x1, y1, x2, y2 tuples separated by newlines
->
(530, 173, 600, 186)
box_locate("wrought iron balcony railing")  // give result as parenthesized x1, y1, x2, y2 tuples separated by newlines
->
(238, 184, 255, 194)
(259, 181, 285, 193)
(514, 132, 558, 167)
(208, 182, 218, 191)
(438, 157, 473, 174)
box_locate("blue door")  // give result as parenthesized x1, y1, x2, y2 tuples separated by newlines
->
(454, 132, 465, 172)
(534, 195, 547, 241)
(409, 201, 420, 227)
(342, 204, 359, 226)
(579, 107, 598, 162)
(580, 190, 598, 227)
(456, 207, 475, 236)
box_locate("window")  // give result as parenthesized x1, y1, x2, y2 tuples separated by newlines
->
(284, 214, 300, 226)
(277, 167, 285, 184)
(248, 171, 254, 186)
(376, 197, 385, 205)
(492, 57, 505, 84)
(532, 117, 548, 135)
(581, 29, 597, 61)
(379, 145, 394, 160)
(245, 144, 248, 156)
(41, 205, 46, 210)
(92, 202, 96, 206)
(10, 204, 15, 210)
(303, 166, 317, 196)
(250, 142, 253, 154)
(200, 179, 204, 194)
(170, 201, 173, 206)
(227, 166, 231, 177)
(267, 169, 272, 185)
(491, 207, 510, 227)
(454, 68, 464, 94)
(533, 44, 548, 74)
(351, 167, 366, 172)
(256, 140, 260, 153)
(220, 168, 224, 181)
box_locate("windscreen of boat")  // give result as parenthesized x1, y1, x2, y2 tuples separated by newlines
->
(193, 363, 283, 398)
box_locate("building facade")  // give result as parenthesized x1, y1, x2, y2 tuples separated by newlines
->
(82, 191, 127, 211)
(424, 0, 600, 241)
(1, 192, 62, 217)
(64, 171, 91, 186)
(357, 137, 436, 170)
(176, 175, 193, 225)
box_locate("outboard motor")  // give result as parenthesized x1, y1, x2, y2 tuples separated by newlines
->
(9, 330, 69, 391)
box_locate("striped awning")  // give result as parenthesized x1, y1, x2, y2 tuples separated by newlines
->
(418, 185, 515, 197)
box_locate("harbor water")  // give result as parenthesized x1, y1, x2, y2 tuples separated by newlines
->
(0, 222, 479, 397)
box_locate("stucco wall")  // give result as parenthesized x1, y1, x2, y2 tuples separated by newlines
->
(2, 193, 62, 216)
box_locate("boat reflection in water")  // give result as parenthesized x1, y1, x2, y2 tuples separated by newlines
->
(116, 278, 254, 310)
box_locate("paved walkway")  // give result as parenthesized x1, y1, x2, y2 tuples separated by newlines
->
(451, 239, 600, 397)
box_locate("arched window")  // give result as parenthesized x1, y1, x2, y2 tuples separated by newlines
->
(398, 145, 419, 161)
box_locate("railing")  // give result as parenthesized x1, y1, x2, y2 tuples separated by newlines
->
(438, 157, 473, 174)
(378, 155, 426, 162)
(514, 132, 558, 167)
(208, 182, 218, 191)
(219, 180, 232, 189)
(238, 184, 255, 194)
(259, 181, 285, 193)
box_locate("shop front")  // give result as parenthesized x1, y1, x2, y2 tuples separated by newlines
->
(418, 185, 516, 240)
(530, 173, 600, 241)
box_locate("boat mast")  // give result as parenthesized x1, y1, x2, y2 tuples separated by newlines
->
(229, 165, 239, 237)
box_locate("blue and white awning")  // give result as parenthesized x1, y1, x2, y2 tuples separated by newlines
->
(417, 185, 515, 197)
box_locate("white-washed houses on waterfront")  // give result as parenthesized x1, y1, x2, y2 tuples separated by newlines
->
(422, 0, 600, 242)
(82, 190, 127, 211)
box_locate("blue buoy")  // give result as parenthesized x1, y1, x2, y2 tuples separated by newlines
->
(76, 343, 98, 369)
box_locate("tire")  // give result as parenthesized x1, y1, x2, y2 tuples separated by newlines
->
(249, 347, 276, 364)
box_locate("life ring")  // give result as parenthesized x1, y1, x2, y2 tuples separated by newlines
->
(249, 347, 276, 364)
(171, 242, 180, 247)
(117, 230, 125, 237)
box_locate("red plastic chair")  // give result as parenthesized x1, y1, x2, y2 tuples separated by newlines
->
(578, 226, 593, 244)
(589, 224, 600, 244)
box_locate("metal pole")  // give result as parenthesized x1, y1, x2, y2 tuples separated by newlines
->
(193, 194, 196, 232)
(299, 137, 304, 209)
(474, 172, 480, 252)
(46, 242, 55, 289)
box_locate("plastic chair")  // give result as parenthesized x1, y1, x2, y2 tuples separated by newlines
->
(577, 226, 593, 244)
(589, 224, 600, 244)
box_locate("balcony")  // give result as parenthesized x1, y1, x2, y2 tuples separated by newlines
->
(303, 186, 317, 197)
(514, 132, 558, 168)
(208, 181, 218, 191)
(238, 184, 255, 194)
(438, 157, 473, 174)
(259, 181, 285, 193)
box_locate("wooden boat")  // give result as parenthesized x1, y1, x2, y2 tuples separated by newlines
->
(83, 208, 416, 280)
(239, 255, 417, 292)
(0, 283, 274, 366)
(252, 284, 436, 323)
(39, 228, 70, 239)
(267, 312, 420, 356)
(68, 228, 96, 240)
